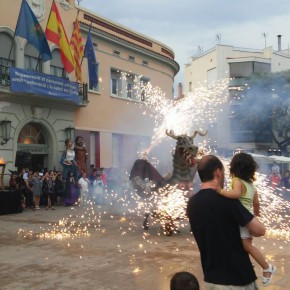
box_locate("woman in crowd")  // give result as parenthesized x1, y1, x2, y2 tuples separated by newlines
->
(54, 172, 65, 206)
(31, 171, 42, 210)
(42, 171, 55, 210)
(63, 171, 78, 206)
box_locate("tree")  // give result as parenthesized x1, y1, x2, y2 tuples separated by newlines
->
(233, 70, 290, 156)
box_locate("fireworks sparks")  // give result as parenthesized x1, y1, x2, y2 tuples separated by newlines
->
(141, 79, 229, 152)
(17, 79, 290, 263)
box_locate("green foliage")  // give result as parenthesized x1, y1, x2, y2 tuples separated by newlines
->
(233, 70, 290, 155)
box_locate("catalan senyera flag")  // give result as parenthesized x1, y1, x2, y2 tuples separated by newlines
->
(45, 1, 75, 74)
(70, 19, 84, 81)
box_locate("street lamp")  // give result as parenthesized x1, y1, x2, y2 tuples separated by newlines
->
(0, 120, 12, 145)
(65, 126, 75, 140)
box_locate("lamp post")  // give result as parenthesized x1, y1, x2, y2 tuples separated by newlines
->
(0, 120, 12, 145)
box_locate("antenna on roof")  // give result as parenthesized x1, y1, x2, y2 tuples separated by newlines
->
(216, 34, 222, 45)
(262, 32, 268, 48)
(198, 45, 203, 54)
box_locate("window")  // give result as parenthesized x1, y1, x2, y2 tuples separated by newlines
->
(88, 62, 100, 92)
(128, 55, 135, 62)
(113, 50, 120, 57)
(110, 68, 150, 101)
(140, 77, 149, 102)
(50, 49, 67, 78)
(110, 69, 122, 97)
(24, 43, 42, 72)
(0, 32, 15, 67)
(0, 32, 15, 85)
(127, 83, 133, 99)
(17, 123, 46, 144)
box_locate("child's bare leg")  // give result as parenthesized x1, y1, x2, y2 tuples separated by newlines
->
(242, 238, 271, 278)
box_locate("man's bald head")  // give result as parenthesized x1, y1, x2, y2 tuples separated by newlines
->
(198, 155, 224, 182)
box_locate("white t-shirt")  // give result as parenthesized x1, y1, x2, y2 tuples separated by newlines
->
(78, 177, 90, 192)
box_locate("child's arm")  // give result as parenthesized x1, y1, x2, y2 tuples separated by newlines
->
(218, 178, 244, 199)
(253, 190, 260, 216)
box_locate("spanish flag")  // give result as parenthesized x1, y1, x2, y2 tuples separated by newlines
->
(45, 1, 75, 74)
(70, 19, 84, 82)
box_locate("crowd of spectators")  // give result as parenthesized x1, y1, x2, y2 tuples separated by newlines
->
(8, 167, 108, 210)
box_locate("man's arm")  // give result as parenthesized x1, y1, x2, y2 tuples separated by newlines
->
(245, 216, 266, 237)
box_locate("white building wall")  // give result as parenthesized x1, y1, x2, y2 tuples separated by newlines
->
(184, 44, 290, 155)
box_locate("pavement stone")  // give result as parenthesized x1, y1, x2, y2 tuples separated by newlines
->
(0, 203, 289, 290)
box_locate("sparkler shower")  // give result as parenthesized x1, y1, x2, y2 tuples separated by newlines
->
(18, 78, 289, 254)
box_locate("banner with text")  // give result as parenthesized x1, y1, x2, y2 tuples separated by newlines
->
(10, 67, 80, 104)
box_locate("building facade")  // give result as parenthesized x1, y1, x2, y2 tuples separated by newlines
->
(0, 0, 179, 183)
(184, 43, 290, 156)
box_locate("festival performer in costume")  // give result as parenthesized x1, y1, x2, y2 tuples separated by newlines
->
(74, 136, 88, 173)
(61, 138, 78, 181)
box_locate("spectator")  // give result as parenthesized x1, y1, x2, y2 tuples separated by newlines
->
(78, 171, 90, 203)
(93, 174, 104, 204)
(269, 170, 282, 190)
(9, 171, 19, 190)
(54, 172, 65, 206)
(63, 171, 78, 206)
(99, 167, 107, 187)
(187, 155, 266, 290)
(42, 171, 55, 210)
(271, 161, 280, 174)
(217, 153, 276, 286)
(31, 171, 42, 210)
(24, 169, 35, 210)
(170, 272, 199, 290)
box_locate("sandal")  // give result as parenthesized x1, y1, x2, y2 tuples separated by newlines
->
(262, 264, 277, 287)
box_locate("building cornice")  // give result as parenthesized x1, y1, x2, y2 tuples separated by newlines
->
(79, 22, 180, 76)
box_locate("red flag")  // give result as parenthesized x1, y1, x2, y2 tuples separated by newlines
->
(45, 1, 75, 74)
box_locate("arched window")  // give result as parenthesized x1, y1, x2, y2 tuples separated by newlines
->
(18, 123, 46, 145)
(24, 42, 42, 72)
(0, 32, 15, 83)
(0, 32, 15, 66)
(50, 48, 66, 78)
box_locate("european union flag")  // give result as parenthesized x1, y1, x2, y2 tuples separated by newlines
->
(15, 0, 52, 62)
(84, 33, 98, 88)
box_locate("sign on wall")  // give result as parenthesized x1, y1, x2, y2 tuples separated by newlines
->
(10, 67, 80, 104)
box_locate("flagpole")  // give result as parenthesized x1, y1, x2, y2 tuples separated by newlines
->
(35, 52, 41, 71)
(6, 0, 23, 66)
(33, 0, 55, 71)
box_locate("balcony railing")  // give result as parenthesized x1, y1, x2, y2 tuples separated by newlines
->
(0, 64, 88, 106)
(230, 131, 272, 143)
(0, 64, 10, 87)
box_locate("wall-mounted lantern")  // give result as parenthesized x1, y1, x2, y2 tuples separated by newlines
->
(0, 120, 12, 145)
(65, 126, 75, 140)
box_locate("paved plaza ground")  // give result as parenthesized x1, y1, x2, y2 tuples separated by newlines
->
(0, 201, 289, 290)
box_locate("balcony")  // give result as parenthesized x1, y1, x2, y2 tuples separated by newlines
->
(230, 131, 272, 143)
(0, 64, 88, 109)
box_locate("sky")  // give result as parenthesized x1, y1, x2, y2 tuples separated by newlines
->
(79, 0, 290, 95)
